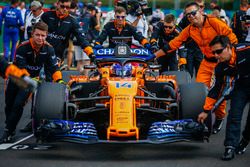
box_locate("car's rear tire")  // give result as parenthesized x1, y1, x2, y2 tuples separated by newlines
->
(33, 82, 67, 134)
(179, 82, 207, 120)
(161, 71, 191, 85)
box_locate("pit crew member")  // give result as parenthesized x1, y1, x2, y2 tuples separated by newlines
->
(41, 0, 94, 62)
(0, 0, 24, 63)
(154, 2, 238, 134)
(0, 22, 64, 143)
(150, 14, 186, 72)
(94, 6, 151, 50)
(197, 35, 250, 161)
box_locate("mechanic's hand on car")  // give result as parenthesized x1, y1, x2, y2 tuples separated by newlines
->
(151, 43, 159, 53)
(144, 43, 152, 51)
(57, 79, 67, 85)
(88, 53, 96, 63)
(197, 111, 208, 124)
(94, 44, 103, 49)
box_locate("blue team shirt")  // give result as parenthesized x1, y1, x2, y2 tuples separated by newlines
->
(0, 6, 24, 29)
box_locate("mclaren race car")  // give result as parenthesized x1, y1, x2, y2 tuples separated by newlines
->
(32, 43, 209, 144)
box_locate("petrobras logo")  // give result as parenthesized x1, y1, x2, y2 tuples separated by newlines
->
(96, 48, 149, 55)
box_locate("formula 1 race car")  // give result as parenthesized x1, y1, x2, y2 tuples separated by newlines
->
(32, 43, 209, 144)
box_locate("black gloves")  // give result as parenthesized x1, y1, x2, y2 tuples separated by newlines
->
(151, 42, 159, 53)
(89, 53, 96, 63)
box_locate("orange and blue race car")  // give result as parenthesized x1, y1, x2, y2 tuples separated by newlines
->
(32, 43, 209, 144)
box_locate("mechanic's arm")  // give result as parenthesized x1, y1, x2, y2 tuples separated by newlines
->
(0, 56, 29, 79)
(150, 22, 161, 44)
(71, 17, 93, 56)
(178, 45, 187, 71)
(130, 15, 142, 27)
(94, 12, 101, 32)
(45, 47, 63, 82)
(129, 24, 150, 48)
(210, 17, 238, 44)
(17, 10, 24, 28)
(197, 67, 225, 123)
(154, 26, 190, 58)
(15, 45, 28, 69)
(95, 23, 109, 45)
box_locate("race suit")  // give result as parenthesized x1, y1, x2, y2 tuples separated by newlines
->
(4, 39, 62, 134)
(95, 20, 148, 48)
(204, 44, 250, 147)
(41, 11, 93, 60)
(0, 6, 24, 62)
(178, 15, 204, 78)
(150, 21, 184, 72)
(162, 15, 238, 119)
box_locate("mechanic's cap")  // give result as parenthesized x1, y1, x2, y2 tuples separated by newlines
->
(31, 1, 42, 8)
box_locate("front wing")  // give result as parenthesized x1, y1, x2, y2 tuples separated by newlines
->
(35, 119, 209, 144)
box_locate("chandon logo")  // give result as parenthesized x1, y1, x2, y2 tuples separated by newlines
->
(96, 48, 149, 55)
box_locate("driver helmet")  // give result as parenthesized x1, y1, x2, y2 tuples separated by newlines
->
(112, 63, 132, 76)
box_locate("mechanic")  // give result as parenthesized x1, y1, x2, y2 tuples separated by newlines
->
(0, 21, 65, 144)
(177, 0, 205, 78)
(0, 0, 24, 63)
(41, 0, 94, 63)
(231, 0, 249, 43)
(0, 56, 29, 79)
(154, 2, 238, 134)
(198, 35, 250, 161)
(94, 6, 151, 50)
(150, 14, 186, 72)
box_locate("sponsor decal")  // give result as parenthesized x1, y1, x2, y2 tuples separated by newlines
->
(96, 48, 149, 55)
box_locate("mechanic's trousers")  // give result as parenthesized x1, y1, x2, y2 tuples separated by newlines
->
(186, 45, 203, 78)
(196, 59, 227, 119)
(224, 85, 250, 147)
(5, 80, 31, 133)
(3, 27, 19, 62)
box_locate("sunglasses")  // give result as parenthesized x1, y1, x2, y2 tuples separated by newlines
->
(186, 10, 198, 18)
(164, 25, 173, 29)
(212, 46, 226, 55)
(31, 8, 40, 12)
(60, 4, 70, 9)
(116, 16, 126, 19)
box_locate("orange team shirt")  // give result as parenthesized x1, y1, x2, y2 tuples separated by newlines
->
(169, 15, 238, 58)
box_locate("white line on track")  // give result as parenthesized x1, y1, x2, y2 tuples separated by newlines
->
(0, 134, 34, 150)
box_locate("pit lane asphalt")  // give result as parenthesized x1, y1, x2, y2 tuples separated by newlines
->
(0, 77, 249, 167)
